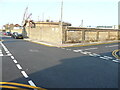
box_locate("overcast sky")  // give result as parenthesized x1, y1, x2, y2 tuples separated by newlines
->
(0, 0, 119, 28)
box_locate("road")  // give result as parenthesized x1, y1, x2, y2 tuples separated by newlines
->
(1, 36, 119, 89)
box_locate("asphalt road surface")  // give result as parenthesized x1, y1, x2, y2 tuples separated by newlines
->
(1, 36, 120, 89)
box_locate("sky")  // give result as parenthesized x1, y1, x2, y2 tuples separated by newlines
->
(0, 0, 119, 28)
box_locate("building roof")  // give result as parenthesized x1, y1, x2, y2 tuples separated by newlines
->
(67, 26, 119, 31)
(34, 21, 71, 26)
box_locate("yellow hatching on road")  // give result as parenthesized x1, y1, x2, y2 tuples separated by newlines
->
(112, 49, 120, 59)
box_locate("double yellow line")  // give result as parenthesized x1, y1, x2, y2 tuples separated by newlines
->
(112, 49, 120, 59)
(0, 82, 47, 90)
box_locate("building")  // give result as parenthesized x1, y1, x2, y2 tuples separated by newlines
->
(24, 21, 120, 44)
(96, 25, 118, 29)
(25, 21, 71, 44)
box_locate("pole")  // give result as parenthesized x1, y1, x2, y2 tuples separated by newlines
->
(60, 0, 63, 44)
(61, 0, 63, 26)
(42, 13, 44, 21)
(38, 16, 40, 21)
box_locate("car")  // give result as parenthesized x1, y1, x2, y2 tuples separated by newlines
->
(11, 32, 23, 39)
(3, 32, 7, 35)
(11, 32, 18, 38)
(6, 32, 12, 36)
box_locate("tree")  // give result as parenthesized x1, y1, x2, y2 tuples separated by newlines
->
(3, 24, 14, 32)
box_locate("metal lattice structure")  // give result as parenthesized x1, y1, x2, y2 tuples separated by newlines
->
(21, 7, 32, 27)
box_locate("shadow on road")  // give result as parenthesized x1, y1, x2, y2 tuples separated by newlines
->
(10, 54, 118, 89)
(2, 36, 12, 40)
(2, 36, 26, 44)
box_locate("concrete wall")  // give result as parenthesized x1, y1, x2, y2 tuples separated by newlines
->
(65, 30, 82, 43)
(26, 25, 63, 44)
(109, 31, 118, 40)
(64, 28, 119, 43)
(6, 29, 22, 34)
(25, 24, 119, 44)
(11, 29, 22, 33)
(85, 31, 97, 42)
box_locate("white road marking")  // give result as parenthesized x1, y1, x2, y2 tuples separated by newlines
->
(11, 56, 15, 59)
(2, 47, 8, 52)
(103, 56, 113, 59)
(1, 43, 4, 46)
(1, 42, 37, 87)
(16, 64, 22, 69)
(115, 59, 120, 60)
(66, 47, 119, 63)
(65, 47, 120, 64)
(28, 80, 36, 87)
(29, 49, 39, 52)
(0, 54, 3, 56)
(83, 48, 98, 50)
(4, 49, 8, 51)
(73, 49, 82, 52)
(66, 49, 71, 51)
(7, 53, 12, 56)
(13, 60, 18, 63)
(105, 45, 118, 47)
(21, 71, 29, 78)
(99, 56, 109, 60)
(0, 55, 12, 57)
(81, 51, 91, 55)
(6, 51, 10, 53)
(112, 60, 119, 63)
(91, 53, 101, 57)
(1, 43, 9, 52)
(89, 53, 99, 57)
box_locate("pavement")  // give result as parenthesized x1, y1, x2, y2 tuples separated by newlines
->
(24, 38, 120, 47)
